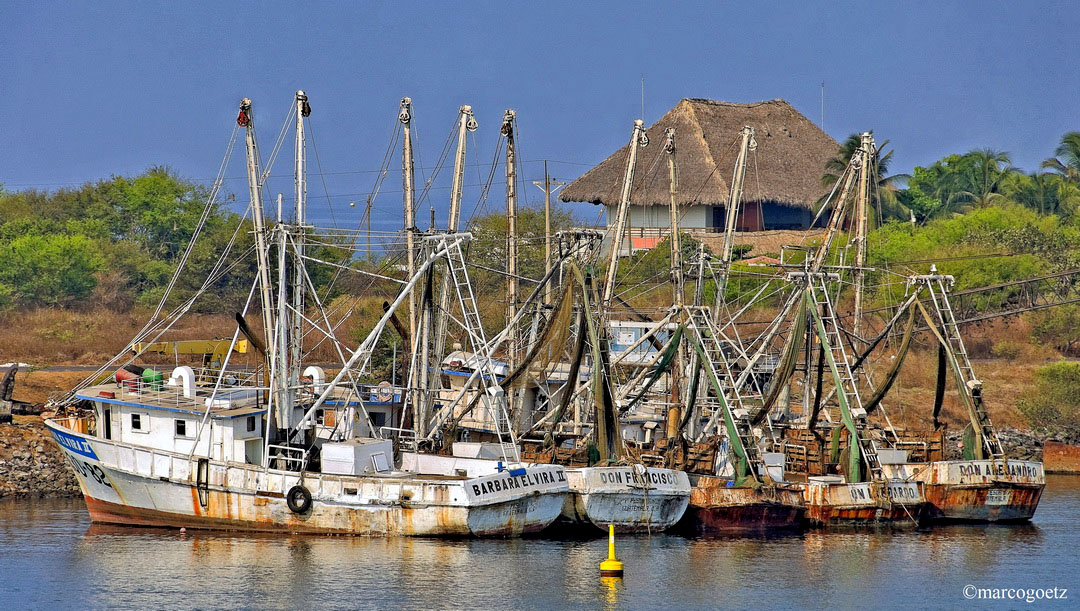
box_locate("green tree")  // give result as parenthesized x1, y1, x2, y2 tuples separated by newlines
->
(948, 148, 1016, 209)
(904, 149, 1017, 222)
(0, 234, 104, 306)
(468, 205, 577, 291)
(1042, 131, 1080, 184)
(0, 168, 229, 310)
(1001, 171, 1080, 218)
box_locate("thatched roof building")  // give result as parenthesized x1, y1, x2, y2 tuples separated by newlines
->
(561, 98, 838, 232)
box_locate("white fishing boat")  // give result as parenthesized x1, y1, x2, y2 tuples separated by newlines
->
(403, 443, 689, 533)
(559, 464, 690, 532)
(46, 93, 567, 536)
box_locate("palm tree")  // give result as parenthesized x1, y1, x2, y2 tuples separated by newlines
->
(820, 132, 911, 224)
(947, 148, 1015, 209)
(1042, 132, 1080, 184)
(1007, 172, 1063, 215)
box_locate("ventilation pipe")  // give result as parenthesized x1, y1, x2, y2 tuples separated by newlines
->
(303, 366, 326, 394)
(168, 366, 196, 398)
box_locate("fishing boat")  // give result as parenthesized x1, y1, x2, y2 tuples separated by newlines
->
(875, 268, 1044, 522)
(396, 112, 690, 534)
(46, 93, 568, 536)
(669, 132, 928, 527)
(599, 124, 808, 533)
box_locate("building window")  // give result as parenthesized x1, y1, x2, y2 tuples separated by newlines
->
(175, 419, 188, 437)
(246, 416, 256, 432)
(131, 413, 143, 431)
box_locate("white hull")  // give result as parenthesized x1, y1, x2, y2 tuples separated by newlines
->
(48, 419, 567, 537)
(560, 466, 691, 533)
(402, 453, 690, 533)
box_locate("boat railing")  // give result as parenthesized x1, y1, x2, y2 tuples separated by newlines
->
(111, 377, 189, 408)
(266, 444, 308, 471)
(110, 373, 266, 409)
(297, 382, 405, 405)
(191, 367, 262, 388)
(378, 426, 418, 451)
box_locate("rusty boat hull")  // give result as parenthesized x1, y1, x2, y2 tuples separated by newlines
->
(891, 460, 1045, 522)
(47, 419, 568, 537)
(679, 475, 806, 534)
(558, 466, 691, 533)
(803, 479, 927, 527)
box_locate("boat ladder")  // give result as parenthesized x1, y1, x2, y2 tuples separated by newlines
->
(807, 276, 883, 481)
(439, 235, 522, 464)
(920, 272, 1004, 459)
(685, 305, 764, 477)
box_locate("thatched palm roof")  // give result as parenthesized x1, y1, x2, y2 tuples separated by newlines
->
(560, 98, 838, 209)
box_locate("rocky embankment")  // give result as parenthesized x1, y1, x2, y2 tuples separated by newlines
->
(942, 426, 1080, 461)
(0, 417, 79, 497)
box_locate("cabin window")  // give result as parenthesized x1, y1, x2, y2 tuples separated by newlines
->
(370, 412, 386, 428)
(130, 413, 145, 432)
(246, 416, 256, 432)
(175, 419, 188, 437)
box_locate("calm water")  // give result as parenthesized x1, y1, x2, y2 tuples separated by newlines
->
(1, 477, 1078, 610)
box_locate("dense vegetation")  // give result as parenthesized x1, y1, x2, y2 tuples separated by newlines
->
(0, 168, 255, 311)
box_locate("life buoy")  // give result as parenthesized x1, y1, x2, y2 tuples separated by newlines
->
(286, 485, 312, 514)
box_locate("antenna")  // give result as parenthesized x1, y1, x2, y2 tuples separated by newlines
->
(640, 75, 645, 120)
(820, 81, 825, 131)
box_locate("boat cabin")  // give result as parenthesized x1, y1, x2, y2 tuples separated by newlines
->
(78, 367, 266, 465)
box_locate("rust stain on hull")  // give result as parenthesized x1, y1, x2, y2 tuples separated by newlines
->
(681, 478, 806, 534)
(805, 504, 925, 526)
(923, 484, 1043, 522)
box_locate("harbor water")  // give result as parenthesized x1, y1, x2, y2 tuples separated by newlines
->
(2, 476, 1078, 610)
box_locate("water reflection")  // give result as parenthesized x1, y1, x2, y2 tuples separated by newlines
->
(1, 476, 1077, 609)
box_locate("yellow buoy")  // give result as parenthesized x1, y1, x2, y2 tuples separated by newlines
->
(599, 523, 624, 577)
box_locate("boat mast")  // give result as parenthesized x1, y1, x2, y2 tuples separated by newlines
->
(601, 119, 648, 308)
(718, 126, 755, 299)
(400, 98, 417, 354)
(853, 132, 874, 339)
(664, 127, 684, 441)
(430, 106, 476, 422)
(503, 110, 520, 368)
(237, 99, 277, 411)
(289, 91, 310, 419)
(502, 110, 525, 428)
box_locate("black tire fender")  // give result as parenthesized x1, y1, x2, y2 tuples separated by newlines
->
(286, 484, 312, 514)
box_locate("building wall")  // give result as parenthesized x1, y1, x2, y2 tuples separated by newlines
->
(606, 204, 710, 229)
(605, 202, 811, 231)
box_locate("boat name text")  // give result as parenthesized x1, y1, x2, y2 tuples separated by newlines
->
(472, 470, 565, 496)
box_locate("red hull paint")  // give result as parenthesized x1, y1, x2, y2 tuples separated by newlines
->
(805, 503, 925, 527)
(922, 484, 1043, 522)
(681, 478, 806, 534)
(682, 504, 805, 534)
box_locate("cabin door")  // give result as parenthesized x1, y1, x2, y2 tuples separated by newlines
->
(245, 439, 262, 465)
(102, 408, 112, 440)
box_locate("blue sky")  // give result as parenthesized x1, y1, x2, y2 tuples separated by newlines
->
(2, 1, 1077, 228)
